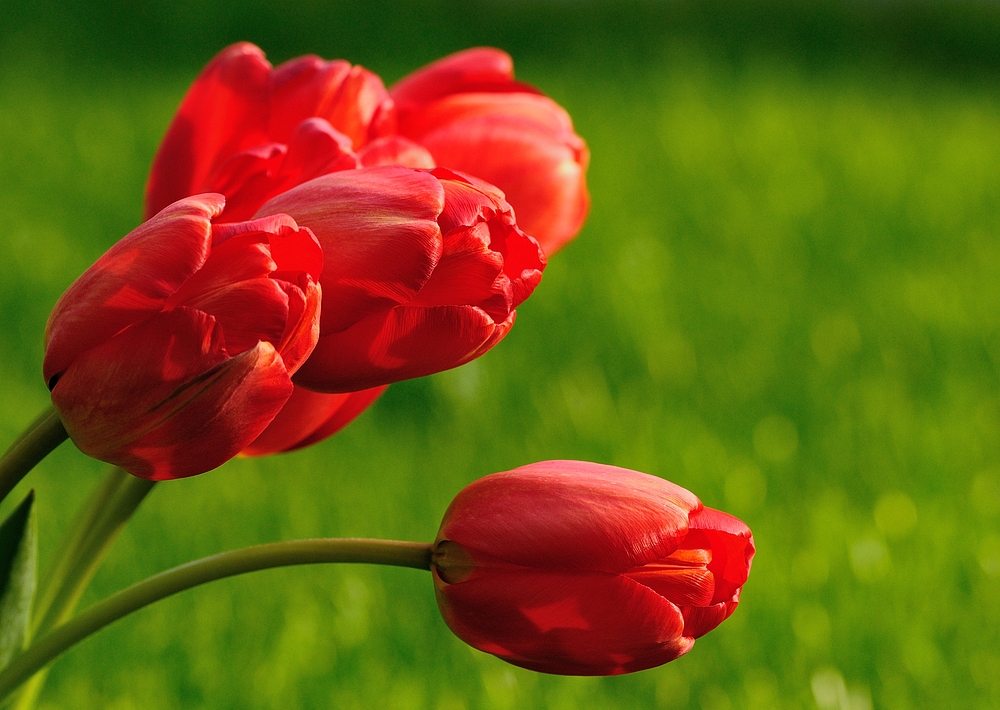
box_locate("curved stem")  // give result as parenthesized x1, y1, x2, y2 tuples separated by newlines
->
(9, 469, 156, 710)
(0, 538, 432, 699)
(0, 407, 68, 505)
(32, 468, 155, 635)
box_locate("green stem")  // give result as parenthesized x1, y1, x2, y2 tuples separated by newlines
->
(7, 469, 155, 710)
(0, 538, 432, 700)
(0, 407, 68, 505)
(32, 468, 155, 635)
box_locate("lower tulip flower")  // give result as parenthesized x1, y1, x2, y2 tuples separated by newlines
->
(431, 461, 755, 675)
(43, 194, 323, 480)
(257, 164, 545, 393)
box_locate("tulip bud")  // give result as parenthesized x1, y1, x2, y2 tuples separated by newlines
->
(432, 461, 754, 675)
(391, 48, 590, 255)
(43, 195, 323, 480)
(257, 165, 545, 393)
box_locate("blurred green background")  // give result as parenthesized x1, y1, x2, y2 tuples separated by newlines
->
(2, 1, 1000, 708)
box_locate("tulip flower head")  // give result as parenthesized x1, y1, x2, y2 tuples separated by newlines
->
(432, 461, 755, 675)
(257, 165, 545, 393)
(43, 195, 323, 480)
(146, 44, 549, 390)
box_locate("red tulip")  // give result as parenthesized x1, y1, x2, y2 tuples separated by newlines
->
(142, 44, 552, 448)
(391, 48, 590, 255)
(43, 194, 323, 480)
(432, 461, 755, 675)
(256, 165, 545, 393)
(145, 43, 394, 223)
(241, 384, 386, 456)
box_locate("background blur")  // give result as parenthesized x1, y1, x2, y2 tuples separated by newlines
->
(2, 1, 1000, 708)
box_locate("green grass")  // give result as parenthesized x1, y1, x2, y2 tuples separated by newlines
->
(2, 4, 1000, 708)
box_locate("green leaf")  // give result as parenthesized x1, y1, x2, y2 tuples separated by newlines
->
(0, 492, 37, 669)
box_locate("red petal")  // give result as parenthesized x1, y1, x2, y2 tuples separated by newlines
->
(322, 65, 391, 149)
(399, 92, 573, 142)
(256, 167, 444, 334)
(44, 195, 223, 385)
(273, 279, 320, 375)
(464, 309, 515, 362)
(242, 384, 386, 456)
(357, 136, 435, 169)
(438, 462, 702, 573)
(200, 143, 287, 222)
(269, 56, 352, 143)
(145, 43, 272, 218)
(390, 48, 539, 115)
(408, 224, 510, 320)
(420, 112, 589, 256)
(167, 233, 275, 305)
(292, 304, 505, 392)
(264, 218, 324, 282)
(51, 307, 292, 479)
(433, 169, 545, 298)
(434, 569, 691, 675)
(682, 506, 755, 604)
(625, 548, 715, 607)
(268, 119, 358, 199)
(681, 595, 741, 639)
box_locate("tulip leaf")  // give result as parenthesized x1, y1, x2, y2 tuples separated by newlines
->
(0, 491, 37, 669)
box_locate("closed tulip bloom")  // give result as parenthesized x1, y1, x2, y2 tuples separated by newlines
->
(241, 384, 386, 456)
(145, 43, 394, 223)
(257, 165, 545, 393)
(432, 461, 755, 676)
(43, 194, 323, 480)
(391, 48, 590, 255)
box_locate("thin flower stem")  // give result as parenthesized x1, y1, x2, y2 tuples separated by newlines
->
(0, 407, 68, 505)
(0, 538, 433, 700)
(32, 469, 156, 634)
(8, 468, 156, 710)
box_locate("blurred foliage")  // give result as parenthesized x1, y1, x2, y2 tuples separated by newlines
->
(2, 1, 1000, 708)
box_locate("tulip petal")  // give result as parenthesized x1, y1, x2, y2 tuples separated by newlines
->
(681, 595, 741, 639)
(268, 119, 358, 201)
(434, 569, 692, 675)
(357, 136, 436, 169)
(273, 279, 321, 375)
(408, 223, 509, 319)
(439, 462, 702, 574)
(269, 56, 352, 142)
(264, 218, 325, 282)
(423, 169, 545, 315)
(199, 143, 287, 222)
(390, 48, 539, 113)
(51, 307, 292, 480)
(625, 548, 715, 607)
(270, 57, 389, 149)
(242, 384, 386, 456)
(421, 114, 589, 255)
(43, 195, 224, 385)
(256, 166, 445, 334)
(324, 66, 392, 149)
(398, 93, 574, 142)
(683, 506, 755, 604)
(145, 43, 272, 218)
(292, 304, 507, 393)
